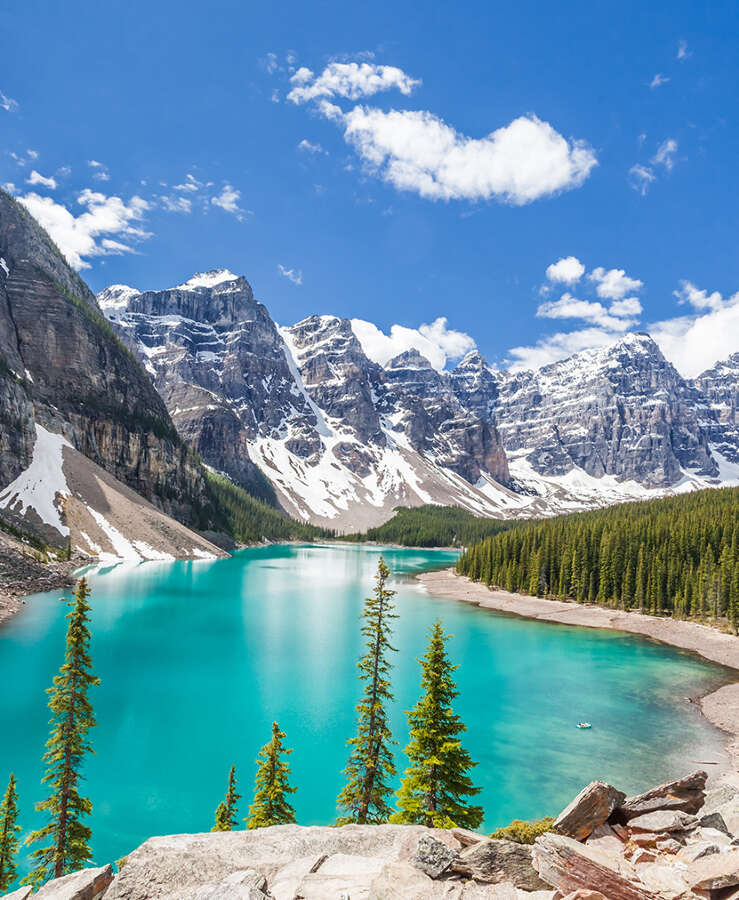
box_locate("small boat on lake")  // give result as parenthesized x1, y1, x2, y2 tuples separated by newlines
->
(577, 722, 592, 729)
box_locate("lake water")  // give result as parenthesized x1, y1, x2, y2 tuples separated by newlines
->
(0, 543, 729, 877)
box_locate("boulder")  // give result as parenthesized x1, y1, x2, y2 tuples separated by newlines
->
(686, 849, 739, 891)
(450, 839, 550, 891)
(450, 826, 485, 847)
(368, 861, 461, 899)
(554, 782, 626, 841)
(531, 833, 660, 900)
(193, 868, 270, 899)
(33, 865, 114, 900)
(699, 811, 729, 833)
(584, 823, 623, 856)
(0, 888, 33, 900)
(412, 834, 458, 878)
(655, 838, 682, 855)
(718, 796, 739, 836)
(703, 785, 739, 816)
(617, 771, 707, 820)
(559, 892, 607, 899)
(293, 853, 386, 899)
(628, 810, 697, 833)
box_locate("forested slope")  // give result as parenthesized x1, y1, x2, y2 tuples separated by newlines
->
(342, 505, 512, 547)
(457, 487, 739, 629)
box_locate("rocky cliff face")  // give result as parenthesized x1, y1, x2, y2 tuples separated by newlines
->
(692, 352, 739, 470)
(451, 334, 718, 486)
(0, 188, 213, 549)
(101, 269, 739, 526)
(103, 284, 513, 530)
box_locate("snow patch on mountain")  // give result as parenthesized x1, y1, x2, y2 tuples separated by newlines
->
(175, 269, 239, 291)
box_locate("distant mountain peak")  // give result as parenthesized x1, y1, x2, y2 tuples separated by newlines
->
(385, 349, 434, 370)
(97, 284, 140, 311)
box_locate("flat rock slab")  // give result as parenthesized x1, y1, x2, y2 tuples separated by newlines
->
(618, 770, 707, 820)
(554, 781, 626, 841)
(628, 810, 697, 833)
(451, 839, 550, 891)
(532, 833, 660, 900)
(34, 865, 113, 900)
(686, 848, 739, 891)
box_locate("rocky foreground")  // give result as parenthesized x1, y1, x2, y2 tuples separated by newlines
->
(5, 770, 739, 899)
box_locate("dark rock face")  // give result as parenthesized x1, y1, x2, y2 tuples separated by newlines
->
(554, 781, 627, 841)
(0, 189, 208, 537)
(451, 334, 720, 488)
(692, 352, 739, 465)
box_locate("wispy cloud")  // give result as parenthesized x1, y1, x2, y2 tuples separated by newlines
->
(278, 263, 302, 285)
(677, 40, 691, 61)
(211, 183, 245, 219)
(87, 160, 110, 182)
(649, 73, 670, 89)
(297, 139, 325, 154)
(0, 91, 18, 112)
(9, 149, 39, 167)
(652, 138, 678, 171)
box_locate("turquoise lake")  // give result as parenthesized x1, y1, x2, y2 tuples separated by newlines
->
(0, 543, 730, 877)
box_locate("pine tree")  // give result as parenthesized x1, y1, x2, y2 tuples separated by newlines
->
(392, 622, 483, 829)
(23, 579, 100, 888)
(337, 557, 398, 824)
(245, 722, 296, 829)
(212, 765, 241, 832)
(0, 774, 21, 892)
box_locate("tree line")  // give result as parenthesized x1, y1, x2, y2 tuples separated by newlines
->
(0, 562, 483, 892)
(341, 504, 512, 548)
(457, 486, 739, 630)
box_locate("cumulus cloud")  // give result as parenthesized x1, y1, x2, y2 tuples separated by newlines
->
(629, 163, 656, 195)
(652, 138, 678, 171)
(351, 316, 475, 371)
(19, 189, 151, 270)
(278, 264, 302, 285)
(650, 73, 669, 89)
(211, 183, 244, 218)
(650, 285, 739, 377)
(287, 62, 420, 104)
(508, 327, 622, 371)
(545, 255, 585, 285)
(588, 266, 643, 300)
(174, 174, 204, 192)
(536, 293, 636, 332)
(609, 296, 643, 317)
(26, 170, 57, 189)
(328, 106, 597, 204)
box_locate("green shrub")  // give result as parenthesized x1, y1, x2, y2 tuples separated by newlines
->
(489, 816, 555, 844)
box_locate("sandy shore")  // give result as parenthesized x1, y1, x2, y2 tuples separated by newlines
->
(418, 567, 739, 786)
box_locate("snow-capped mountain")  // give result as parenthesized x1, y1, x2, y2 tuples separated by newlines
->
(99, 270, 739, 527)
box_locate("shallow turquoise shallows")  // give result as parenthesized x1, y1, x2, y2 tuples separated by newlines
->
(0, 543, 729, 878)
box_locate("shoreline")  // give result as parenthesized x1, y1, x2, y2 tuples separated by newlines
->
(417, 567, 739, 787)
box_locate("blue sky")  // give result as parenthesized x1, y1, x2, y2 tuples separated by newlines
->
(1, 0, 738, 377)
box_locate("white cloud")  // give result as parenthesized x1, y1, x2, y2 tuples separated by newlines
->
(329, 106, 597, 204)
(650, 286, 739, 377)
(545, 255, 585, 285)
(9, 149, 39, 167)
(536, 293, 641, 332)
(351, 316, 475, 371)
(650, 73, 670, 89)
(673, 279, 724, 312)
(158, 194, 192, 213)
(19, 189, 151, 270)
(26, 170, 57, 189)
(287, 62, 420, 104)
(87, 160, 110, 181)
(652, 138, 678, 171)
(211, 183, 244, 218)
(0, 91, 18, 112)
(677, 40, 691, 61)
(298, 139, 325, 154)
(508, 327, 619, 371)
(629, 163, 656, 195)
(174, 174, 203, 192)
(588, 266, 643, 300)
(609, 296, 643, 317)
(278, 264, 302, 285)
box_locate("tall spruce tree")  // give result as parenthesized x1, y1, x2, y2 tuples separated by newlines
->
(23, 578, 99, 888)
(392, 621, 483, 829)
(0, 774, 21, 892)
(212, 765, 241, 832)
(245, 722, 297, 829)
(337, 557, 398, 824)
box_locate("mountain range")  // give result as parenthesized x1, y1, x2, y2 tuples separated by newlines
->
(1, 184, 737, 557)
(99, 268, 739, 530)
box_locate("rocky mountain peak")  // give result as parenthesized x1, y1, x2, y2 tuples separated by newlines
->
(385, 348, 434, 370)
(173, 268, 241, 291)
